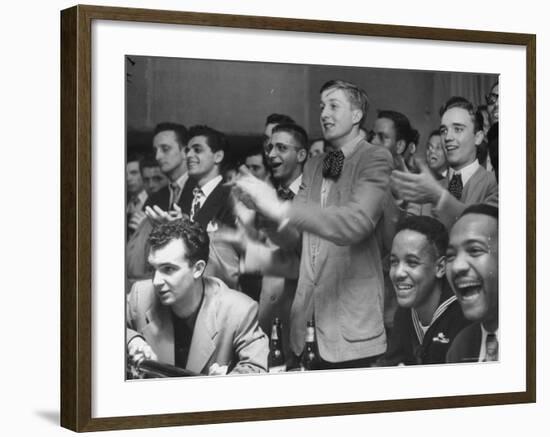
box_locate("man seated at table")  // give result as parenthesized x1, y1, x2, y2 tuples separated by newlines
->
(378, 215, 469, 366)
(446, 204, 499, 363)
(126, 218, 268, 376)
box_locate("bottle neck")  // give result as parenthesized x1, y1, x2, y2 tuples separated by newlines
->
(305, 326, 315, 343)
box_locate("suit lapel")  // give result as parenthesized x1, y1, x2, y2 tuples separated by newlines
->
(460, 166, 484, 202)
(186, 280, 218, 374)
(178, 178, 196, 215)
(196, 183, 228, 228)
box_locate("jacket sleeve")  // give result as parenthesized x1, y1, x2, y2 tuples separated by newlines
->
(230, 299, 269, 374)
(288, 146, 393, 245)
(432, 173, 498, 229)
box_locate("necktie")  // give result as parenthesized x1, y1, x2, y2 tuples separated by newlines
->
(277, 187, 294, 201)
(322, 149, 345, 180)
(484, 333, 498, 362)
(190, 187, 204, 222)
(170, 182, 181, 208)
(448, 173, 463, 200)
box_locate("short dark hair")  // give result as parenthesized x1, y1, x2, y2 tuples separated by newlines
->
(148, 218, 210, 266)
(377, 110, 418, 145)
(139, 154, 159, 173)
(188, 125, 227, 155)
(395, 215, 448, 258)
(320, 79, 370, 125)
(127, 152, 144, 165)
(460, 204, 499, 221)
(153, 122, 189, 149)
(265, 113, 295, 126)
(271, 123, 309, 150)
(243, 144, 270, 172)
(440, 96, 484, 133)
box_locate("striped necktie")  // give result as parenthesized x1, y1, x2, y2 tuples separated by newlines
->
(190, 187, 204, 222)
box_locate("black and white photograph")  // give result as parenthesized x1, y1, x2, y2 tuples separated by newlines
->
(124, 56, 500, 378)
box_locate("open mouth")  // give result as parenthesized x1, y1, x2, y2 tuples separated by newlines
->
(454, 281, 483, 301)
(270, 161, 282, 171)
(394, 283, 414, 298)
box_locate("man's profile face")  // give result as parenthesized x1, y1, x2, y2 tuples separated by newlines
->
(245, 154, 269, 181)
(390, 230, 443, 309)
(185, 135, 222, 182)
(309, 140, 324, 158)
(320, 87, 361, 145)
(142, 166, 168, 195)
(425, 134, 447, 174)
(126, 161, 144, 195)
(487, 83, 499, 125)
(371, 117, 400, 155)
(152, 130, 186, 176)
(148, 239, 198, 307)
(440, 107, 482, 171)
(446, 213, 498, 323)
(268, 131, 306, 185)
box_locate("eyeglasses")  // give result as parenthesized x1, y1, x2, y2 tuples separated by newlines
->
(266, 142, 293, 154)
(485, 92, 499, 105)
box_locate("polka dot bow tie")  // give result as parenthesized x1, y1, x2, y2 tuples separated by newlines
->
(322, 149, 345, 180)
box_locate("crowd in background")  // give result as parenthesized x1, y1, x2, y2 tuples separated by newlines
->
(125, 78, 499, 376)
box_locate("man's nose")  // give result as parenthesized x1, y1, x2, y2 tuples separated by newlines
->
(152, 270, 163, 287)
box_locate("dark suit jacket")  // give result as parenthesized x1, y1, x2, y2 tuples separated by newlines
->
(144, 185, 172, 211)
(126, 277, 268, 374)
(283, 139, 393, 362)
(446, 322, 483, 363)
(179, 179, 235, 229)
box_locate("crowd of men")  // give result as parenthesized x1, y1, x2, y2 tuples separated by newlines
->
(125, 78, 500, 376)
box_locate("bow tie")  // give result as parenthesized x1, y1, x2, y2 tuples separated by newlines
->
(277, 187, 294, 201)
(322, 149, 345, 180)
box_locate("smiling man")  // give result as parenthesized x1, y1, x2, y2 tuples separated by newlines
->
(126, 218, 268, 376)
(425, 129, 447, 179)
(233, 79, 393, 369)
(446, 204, 499, 363)
(178, 125, 235, 230)
(378, 216, 469, 366)
(391, 96, 498, 229)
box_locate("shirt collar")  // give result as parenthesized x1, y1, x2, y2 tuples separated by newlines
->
(199, 174, 223, 198)
(288, 174, 303, 195)
(339, 134, 363, 158)
(449, 159, 479, 186)
(172, 172, 189, 190)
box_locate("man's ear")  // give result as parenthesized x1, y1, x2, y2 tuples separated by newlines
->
(474, 129, 485, 146)
(297, 148, 307, 164)
(214, 150, 224, 165)
(192, 259, 207, 279)
(435, 255, 446, 279)
(351, 108, 363, 125)
(396, 139, 407, 155)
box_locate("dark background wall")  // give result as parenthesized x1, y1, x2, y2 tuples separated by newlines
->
(126, 55, 497, 158)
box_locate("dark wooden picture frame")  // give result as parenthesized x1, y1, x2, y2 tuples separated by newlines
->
(60, 4, 536, 432)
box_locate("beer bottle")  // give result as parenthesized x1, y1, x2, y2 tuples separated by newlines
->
(300, 320, 319, 371)
(268, 317, 286, 372)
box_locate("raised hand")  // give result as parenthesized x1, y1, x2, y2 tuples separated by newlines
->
(391, 158, 445, 205)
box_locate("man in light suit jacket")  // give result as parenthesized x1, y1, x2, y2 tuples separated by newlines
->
(233, 80, 393, 369)
(391, 96, 498, 230)
(126, 218, 268, 376)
